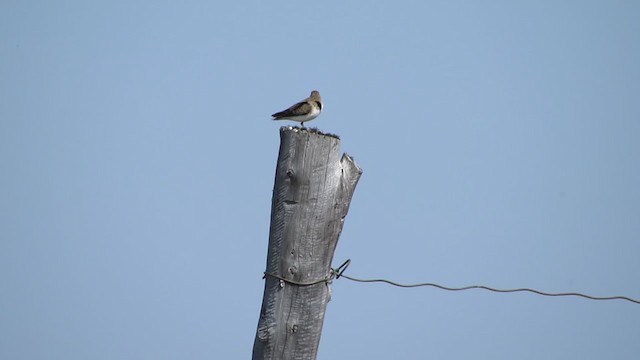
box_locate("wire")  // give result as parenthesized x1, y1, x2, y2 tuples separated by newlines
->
(263, 271, 335, 286)
(332, 259, 640, 305)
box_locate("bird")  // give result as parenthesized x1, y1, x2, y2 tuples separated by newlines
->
(272, 90, 322, 127)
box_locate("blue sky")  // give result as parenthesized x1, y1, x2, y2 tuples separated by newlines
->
(1, 1, 639, 359)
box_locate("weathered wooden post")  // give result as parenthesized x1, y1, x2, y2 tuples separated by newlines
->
(252, 127, 362, 360)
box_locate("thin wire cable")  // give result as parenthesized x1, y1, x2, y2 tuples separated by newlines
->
(263, 271, 334, 286)
(332, 259, 640, 305)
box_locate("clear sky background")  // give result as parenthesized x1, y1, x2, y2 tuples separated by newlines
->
(1, 1, 639, 359)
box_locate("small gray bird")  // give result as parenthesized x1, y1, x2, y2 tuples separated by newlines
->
(272, 90, 323, 127)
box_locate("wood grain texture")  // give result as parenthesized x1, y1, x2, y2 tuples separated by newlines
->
(253, 127, 362, 360)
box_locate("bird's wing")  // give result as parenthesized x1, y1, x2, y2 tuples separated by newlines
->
(272, 101, 312, 118)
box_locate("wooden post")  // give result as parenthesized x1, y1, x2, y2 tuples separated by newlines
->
(252, 127, 362, 360)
